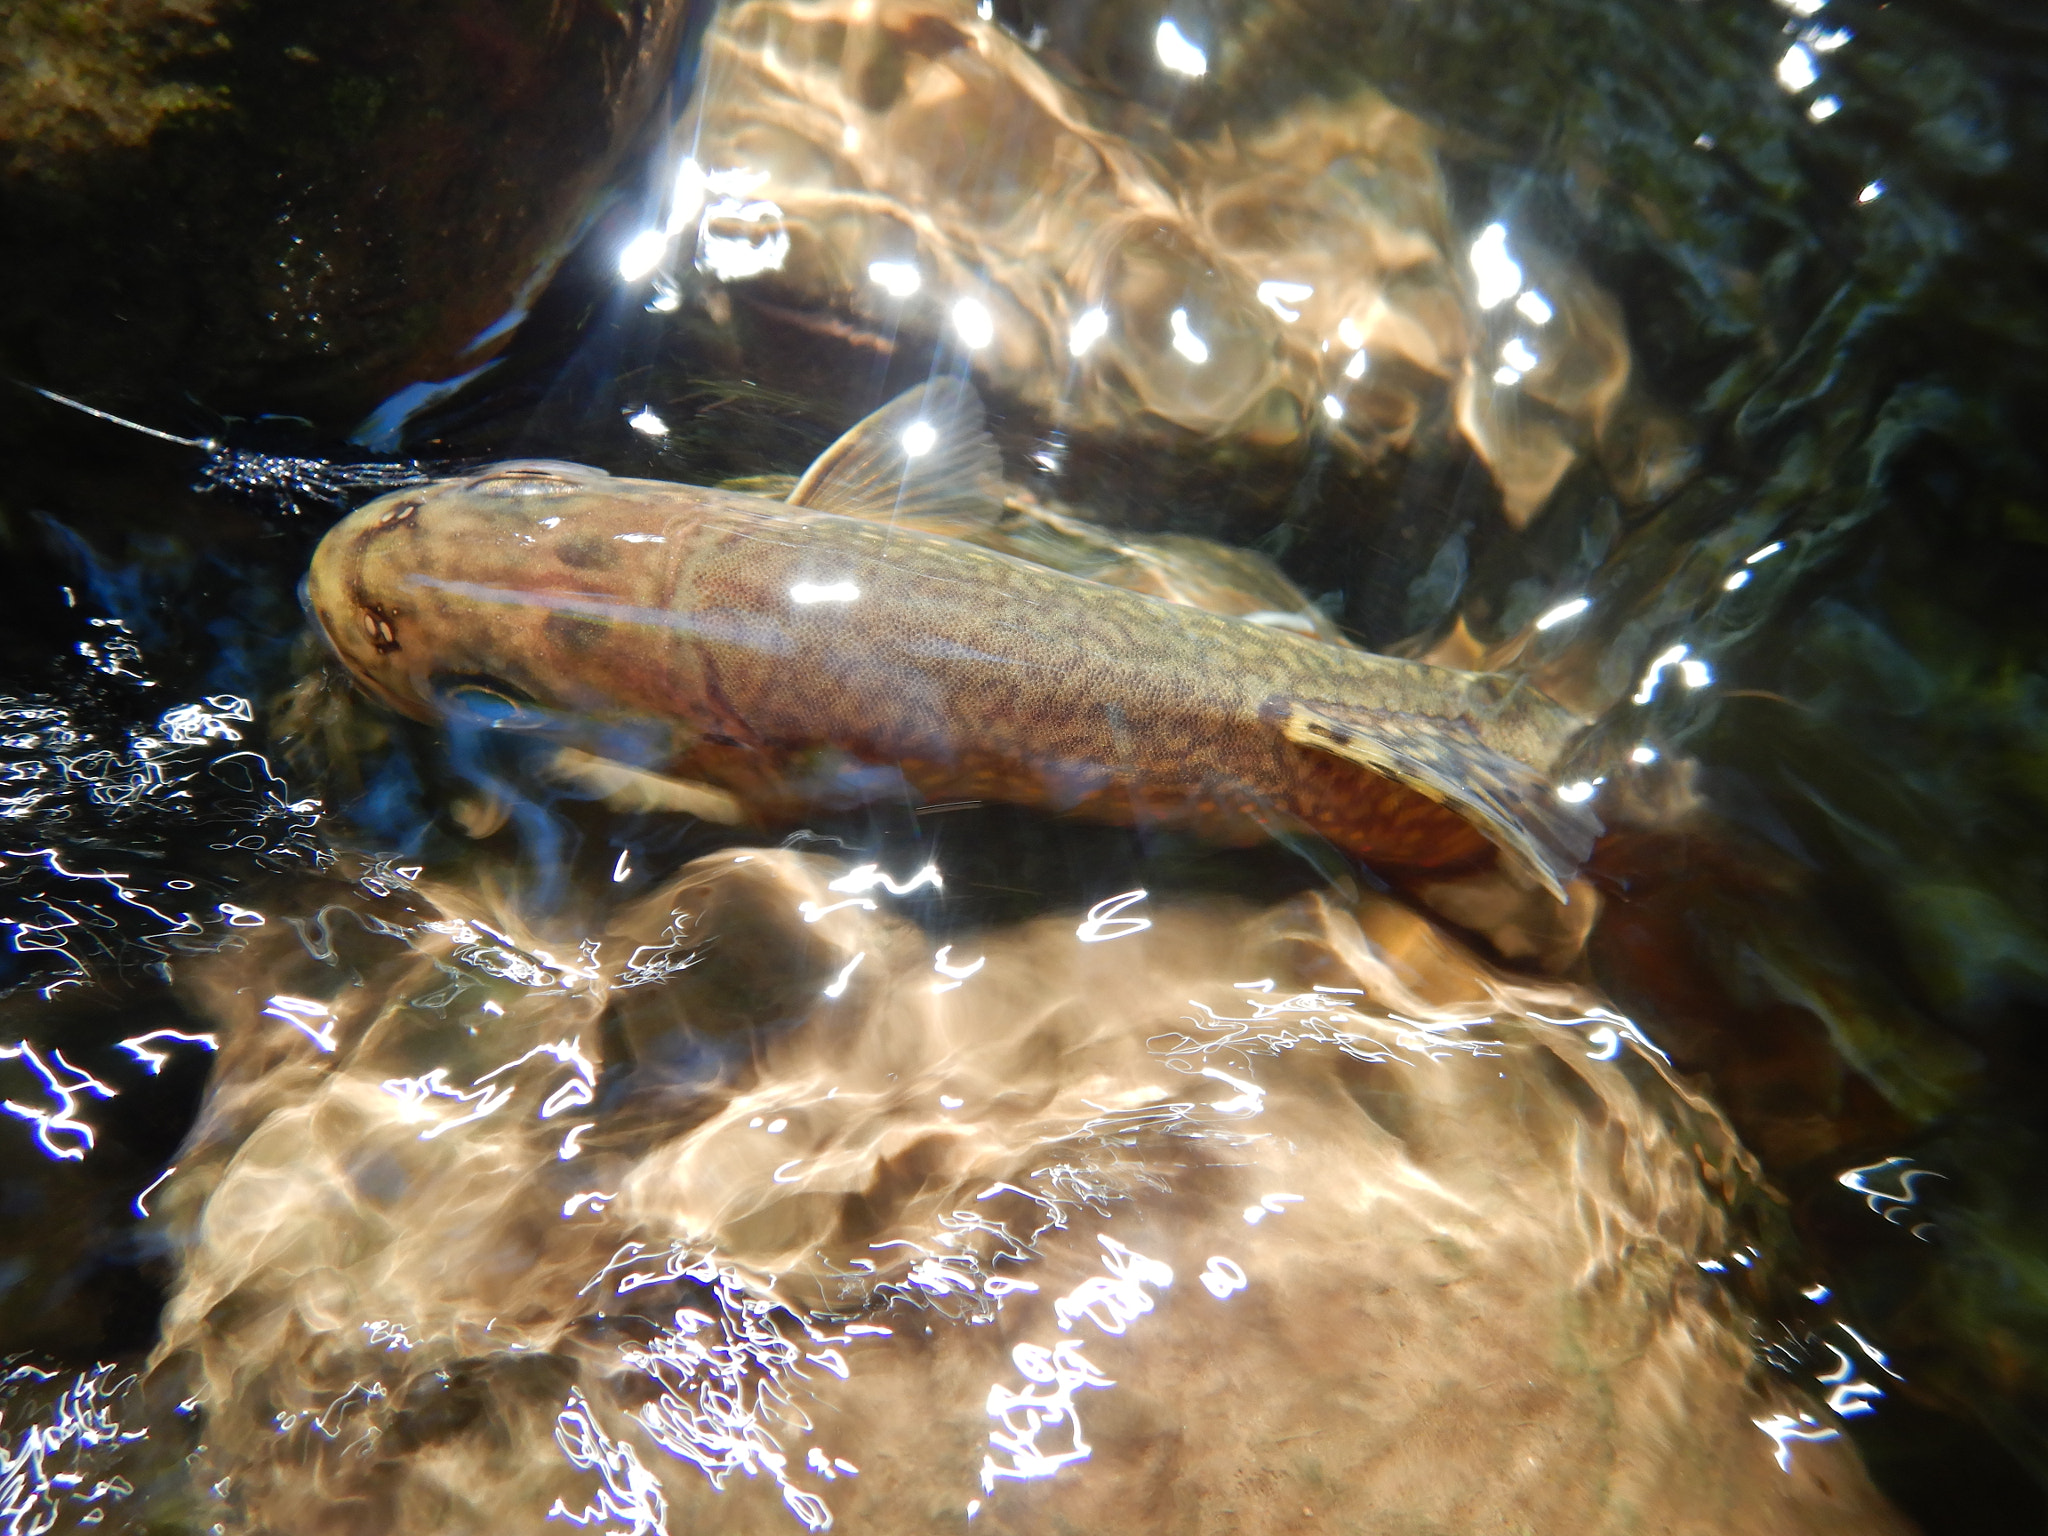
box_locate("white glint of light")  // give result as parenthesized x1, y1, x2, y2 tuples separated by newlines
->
(1754, 1413, 1840, 1474)
(1053, 1236, 1174, 1334)
(832, 862, 942, 895)
(558, 1122, 594, 1160)
(1343, 349, 1367, 379)
(695, 169, 787, 281)
(1804, 1283, 1832, 1303)
(1534, 596, 1590, 630)
(981, 1339, 1111, 1487)
(1154, 19, 1208, 76)
(1515, 289, 1555, 325)
(611, 850, 632, 884)
(823, 952, 866, 999)
(700, 200, 789, 280)
(868, 260, 921, 297)
(117, 1029, 217, 1075)
(1631, 744, 1659, 764)
(1777, 44, 1819, 92)
(1584, 1026, 1622, 1061)
(614, 532, 665, 543)
(617, 229, 668, 282)
(1169, 308, 1209, 364)
(1859, 180, 1886, 204)
(1775, 0, 1825, 15)
(0, 1042, 113, 1161)
(134, 1166, 176, 1217)
(705, 165, 770, 198)
(1806, 26, 1854, 51)
(933, 945, 985, 979)
(1321, 394, 1345, 422)
(1255, 280, 1314, 321)
(1245, 610, 1317, 634)
(841, 124, 861, 152)
(1242, 1192, 1302, 1225)
(1748, 540, 1785, 564)
(801, 896, 877, 923)
(1501, 337, 1539, 372)
(953, 297, 995, 350)
(1725, 569, 1752, 590)
(1558, 781, 1597, 805)
(1469, 223, 1523, 309)
(1634, 642, 1693, 704)
(627, 407, 667, 437)
(1809, 95, 1842, 121)
(1493, 365, 1523, 387)
(1838, 1322, 1904, 1380)
(1337, 315, 1367, 349)
(664, 158, 706, 235)
(791, 581, 861, 604)
(1201, 1067, 1265, 1116)
(1680, 657, 1713, 688)
(1077, 889, 1150, 943)
(1070, 305, 1109, 357)
(901, 420, 939, 458)
(264, 995, 337, 1052)
(1199, 1257, 1248, 1299)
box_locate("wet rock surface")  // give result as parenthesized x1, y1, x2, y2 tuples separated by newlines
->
(0, 0, 697, 426)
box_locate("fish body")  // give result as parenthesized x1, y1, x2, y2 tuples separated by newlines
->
(307, 383, 1595, 891)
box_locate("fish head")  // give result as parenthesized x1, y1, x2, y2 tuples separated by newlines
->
(305, 459, 700, 738)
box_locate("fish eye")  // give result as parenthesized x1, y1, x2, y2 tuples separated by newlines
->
(435, 675, 545, 728)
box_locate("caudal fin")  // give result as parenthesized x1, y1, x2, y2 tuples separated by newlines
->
(1280, 698, 1599, 900)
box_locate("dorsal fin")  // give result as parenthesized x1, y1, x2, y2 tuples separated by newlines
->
(787, 379, 1004, 531)
(1279, 699, 1599, 900)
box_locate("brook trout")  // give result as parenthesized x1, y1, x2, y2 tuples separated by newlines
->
(306, 381, 1597, 893)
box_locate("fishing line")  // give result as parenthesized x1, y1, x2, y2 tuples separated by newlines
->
(14, 379, 435, 511)
(22, 382, 218, 449)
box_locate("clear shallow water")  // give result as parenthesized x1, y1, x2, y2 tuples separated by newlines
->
(2, 0, 2046, 1530)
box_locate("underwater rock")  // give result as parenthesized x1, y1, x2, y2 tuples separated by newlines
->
(0, 0, 697, 426)
(619, 0, 1647, 528)
(143, 849, 1911, 1534)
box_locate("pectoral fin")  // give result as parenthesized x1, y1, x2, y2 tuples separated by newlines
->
(545, 748, 747, 824)
(1281, 699, 1599, 900)
(788, 378, 1005, 531)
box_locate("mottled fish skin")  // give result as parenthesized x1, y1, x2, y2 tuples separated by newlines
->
(306, 399, 1593, 890)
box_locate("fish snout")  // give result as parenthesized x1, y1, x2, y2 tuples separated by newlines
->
(303, 489, 443, 717)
